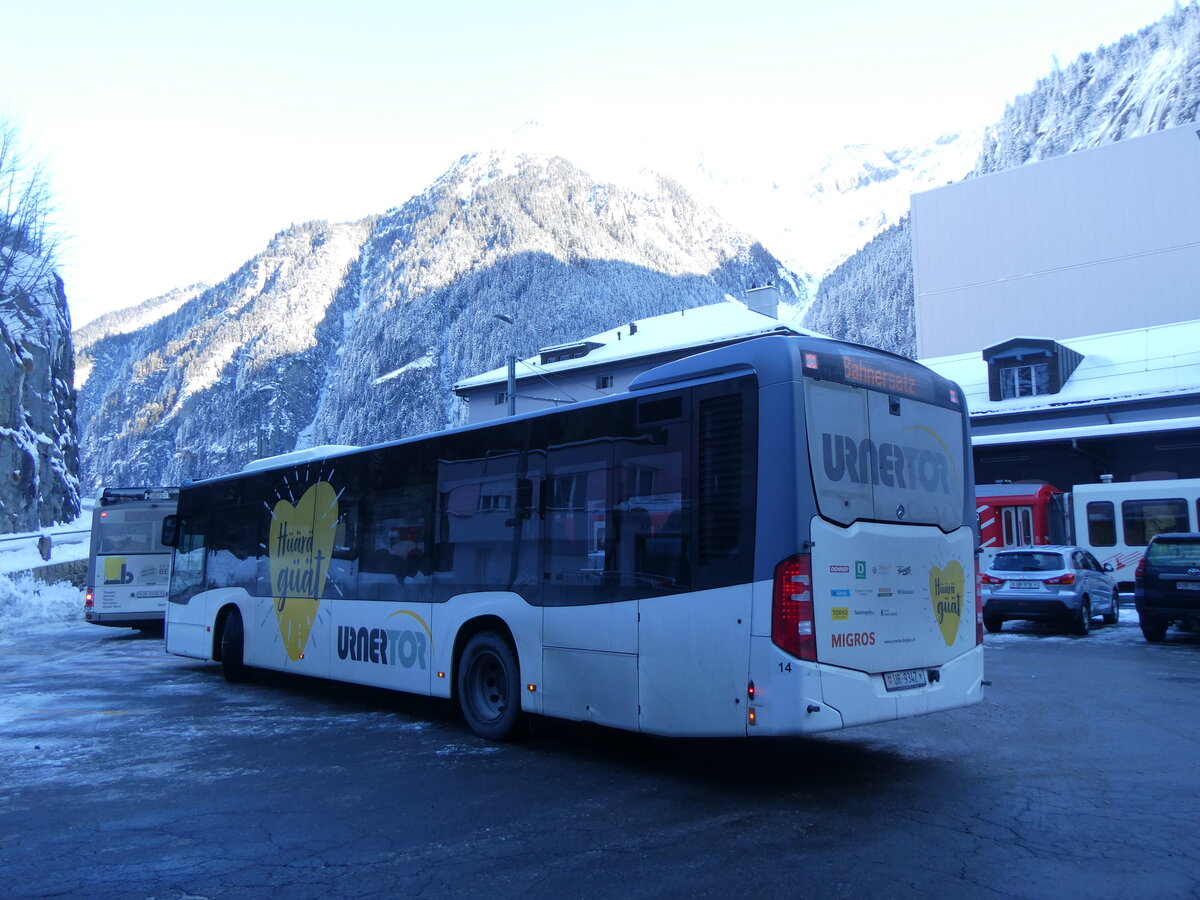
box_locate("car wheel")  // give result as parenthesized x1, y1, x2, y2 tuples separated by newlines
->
(457, 631, 522, 741)
(220, 608, 251, 683)
(1073, 599, 1091, 636)
(1139, 612, 1167, 643)
(983, 616, 1003, 633)
(1102, 590, 1119, 625)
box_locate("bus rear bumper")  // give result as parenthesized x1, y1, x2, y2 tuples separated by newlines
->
(84, 610, 165, 628)
(748, 639, 984, 736)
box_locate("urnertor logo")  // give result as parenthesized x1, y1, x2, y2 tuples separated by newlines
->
(337, 610, 432, 670)
(821, 428, 956, 494)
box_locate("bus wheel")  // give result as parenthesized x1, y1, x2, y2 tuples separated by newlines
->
(457, 632, 521, 741)
(220, 608, 251, 683)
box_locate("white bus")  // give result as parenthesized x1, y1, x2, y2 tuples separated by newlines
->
(163, 335, 983, 739)
(85, 487, 179, 630)
(1073, 478, 1200, 593)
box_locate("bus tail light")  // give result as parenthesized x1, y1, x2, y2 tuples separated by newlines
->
(84, 589, 94, 611)
(974, 559, 983, 646)
(772, 553, 815, 661)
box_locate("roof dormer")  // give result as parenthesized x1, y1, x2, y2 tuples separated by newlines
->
(982, 337, 1083, 401)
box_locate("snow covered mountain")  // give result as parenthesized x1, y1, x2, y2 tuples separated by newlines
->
(682, 132, 980, 288)
(0, 253, 79, 531)
(493, 117, 980, 293)
(76, 154, 801, 489)
(805, 3, 1200, 357)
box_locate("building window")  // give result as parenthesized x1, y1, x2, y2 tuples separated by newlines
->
(999, 363, 1050, 399)
(494, 391, 507, 406)
(596, 374, 614, 390)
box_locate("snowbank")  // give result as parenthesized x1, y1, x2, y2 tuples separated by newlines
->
(0, 573, 81, 639)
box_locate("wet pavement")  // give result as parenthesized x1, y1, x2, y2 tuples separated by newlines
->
(1, 612, 1198, 898)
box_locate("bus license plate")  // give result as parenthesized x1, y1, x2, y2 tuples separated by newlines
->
(884, 668, 928, 692)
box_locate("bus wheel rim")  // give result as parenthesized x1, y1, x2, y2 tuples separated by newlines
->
(467, 650, 507, 722)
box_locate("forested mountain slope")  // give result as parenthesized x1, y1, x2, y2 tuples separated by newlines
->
(77, 154, 800, 488)
(805, 3, 1200, 357)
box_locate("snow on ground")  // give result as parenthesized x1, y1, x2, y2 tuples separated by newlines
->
(0, 511, 92, 639)
(0, 575, 82, 639)
(983, 604, 1144, 646)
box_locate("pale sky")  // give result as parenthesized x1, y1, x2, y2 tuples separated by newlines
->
(0, 0, 1183, 327)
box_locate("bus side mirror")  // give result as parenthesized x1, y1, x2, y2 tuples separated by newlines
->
(161, 515, 181, 548)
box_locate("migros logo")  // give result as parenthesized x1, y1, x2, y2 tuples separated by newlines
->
(337, 610, 432, 670)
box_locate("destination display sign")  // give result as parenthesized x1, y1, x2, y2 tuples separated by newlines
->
(801, 346, 958, 408)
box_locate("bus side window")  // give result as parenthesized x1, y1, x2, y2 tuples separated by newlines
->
(169, 517, 208, 605)
(359, 485, 433, 602)
(324, 497, 360, 601)
(614, 421, 689, 596)
(1086, 501, 1116, 547)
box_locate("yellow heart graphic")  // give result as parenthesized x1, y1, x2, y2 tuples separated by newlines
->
(929, 561, 964, 646)
(269, 482, 338, 661)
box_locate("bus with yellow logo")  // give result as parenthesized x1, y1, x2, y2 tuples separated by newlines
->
(162, 335, 984, 739)
(85, 487, 178, 630)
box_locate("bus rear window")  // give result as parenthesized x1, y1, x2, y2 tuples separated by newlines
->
(804, 379, 965, 531)
(97, 517, 167, 554)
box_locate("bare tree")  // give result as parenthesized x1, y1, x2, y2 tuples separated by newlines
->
(0, 120, 60, 305)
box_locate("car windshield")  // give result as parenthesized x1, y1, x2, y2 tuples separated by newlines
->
(992, 552, 1065, 572)
(1146, 539, 1200, 567)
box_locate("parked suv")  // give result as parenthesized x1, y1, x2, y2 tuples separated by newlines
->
(1134, 533, 1200, 642)
(981, 546, 1118, 635)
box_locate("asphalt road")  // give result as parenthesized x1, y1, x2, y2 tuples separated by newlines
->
(1, 614, 1197, 899)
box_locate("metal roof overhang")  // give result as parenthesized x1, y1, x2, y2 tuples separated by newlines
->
(973, 415, 1200, 447)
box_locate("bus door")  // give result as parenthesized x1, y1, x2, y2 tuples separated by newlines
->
(541, 419, 639, 730)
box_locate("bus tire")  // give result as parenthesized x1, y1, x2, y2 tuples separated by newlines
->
(220, 608, 251, 683)
(457, 631, 521, 741)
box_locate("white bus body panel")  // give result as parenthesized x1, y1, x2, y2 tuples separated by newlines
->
(746, 636, 984, 735)
(638, 584, 753, 737)
(89, 554, 171, 624)
(748, 519, 983, 735)
(542, 599, 638, 729)
(164, 588, 247, 660)
(808, 518, 977, 672)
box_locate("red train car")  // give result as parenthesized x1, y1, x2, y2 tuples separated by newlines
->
(976, 482, 1068, 564)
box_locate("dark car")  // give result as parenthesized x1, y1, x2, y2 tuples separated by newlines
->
(981, 546, 1118, 635)
(1134, 533, 1200, 642)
